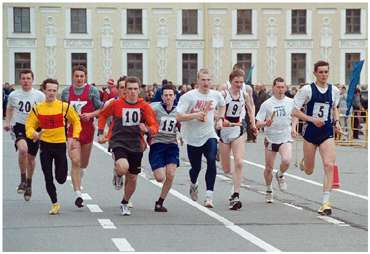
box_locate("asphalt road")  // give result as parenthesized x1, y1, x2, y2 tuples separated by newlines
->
(3, 130, 368, 252)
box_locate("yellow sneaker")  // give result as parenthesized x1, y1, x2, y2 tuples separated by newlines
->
(318, 202, 332, 216)
(49, 203, 60, 215)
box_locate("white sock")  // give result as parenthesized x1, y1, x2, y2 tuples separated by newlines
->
(75, 190, 82, 198)
(80, 169, 86, 178)
(206, 190, 213, 199)
(266, 185, 273, 192)
(191, 182, 198, 187)
(278, 170, 284, 177)
(322, 191, 330, 203)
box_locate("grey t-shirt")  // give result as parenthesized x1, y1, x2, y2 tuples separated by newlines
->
(151, 102, 178, 145)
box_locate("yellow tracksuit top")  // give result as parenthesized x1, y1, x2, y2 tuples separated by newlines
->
(26, 99, 81, 143)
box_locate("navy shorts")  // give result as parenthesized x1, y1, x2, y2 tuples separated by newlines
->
(149, 143, 179, 171)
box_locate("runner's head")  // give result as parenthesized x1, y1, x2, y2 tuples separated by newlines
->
(117, 76, 127, 97)
(72, 65, 87, 87)
(125, 76, 141, 103)
(272, 77, 287, 99)
(19, 69, 34, 91)
(197, 68, 212, 93)
(161, 84, 176, 107)
(229, 69, 245, 90)
(41, 78, 59, 102)
(313, 60, 329, 85)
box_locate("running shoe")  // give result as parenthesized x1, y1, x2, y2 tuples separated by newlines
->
(128, 201, 133, 208)
(265, 191, 274, 203)
(112, 169, 123, 190)
(275, 171, 287, 192)
(154, 202, 168, 212)
(299, 159, 305, 171)
(17, 181, 27, 194)
(318, 202, 332, 216)
(229, 195, 242, 210)
(120, 203, 131, 216)
(204, 198, 214, 208)
(75, 196, 84, 208)
(24, 186, 32, 201)
(189, 183, 198, 201)
(49, 203, 61, 215)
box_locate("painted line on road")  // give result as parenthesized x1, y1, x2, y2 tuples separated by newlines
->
(81, 193, 92, 200)
(216, 174, 231, 181)
(98, 219, 116, 229)
(317, 216, 349, 227)
(112, 238, 135, 252)
(93, 142, 280, 252)
(283, 203, 303, 210)
(87, 204, 103, 213)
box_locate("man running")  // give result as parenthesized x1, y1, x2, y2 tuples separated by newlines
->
(176, 68, 226, 208)
(256, 77, 297, 203)
(218, 69, 257, 210)
(98, 76, 158, 216)
(149, 84, 180, 212)
(4, 69, 45, 201)
(26, 78, 81, 214)
(61, 65, 103, 208)
(293, 60, 341, 215)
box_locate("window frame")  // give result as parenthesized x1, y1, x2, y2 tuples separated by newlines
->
(70, 8, 87, 34)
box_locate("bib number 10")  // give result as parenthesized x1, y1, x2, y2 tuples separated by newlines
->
(122, 108, 141, 126)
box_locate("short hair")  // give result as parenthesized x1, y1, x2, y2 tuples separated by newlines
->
(197, 68, 211, 80)
(72, 65, 87, 75)
(273, 77, 285, 86)
(314, 60, 329, 72)
(162, 84, 177, 94)
(232, 63, 244, 71)
(19, 69, 34, 79)
(229, 69, 245, 82)
(116, 76, 127, 88)
(125, 76, 141, 87)
(41, 78, 59, 90)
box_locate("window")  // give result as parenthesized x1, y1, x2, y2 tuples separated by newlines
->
(182, 10, 197, 34)
(346, 9, 361, 34)
(14, 53, 31, 85)
(127, 9, 142, 34)
(182, 53, 197, 84)
(71, 8, 87, 33)
(291, 10, 306, 34)
(13, 7, 30, 33)
(237, 53, 252, 81)
(291, 53, 306, 85)
(345, 53, 360, 85)
(237, 9, 252, 34)
(71, 53, 87, 82)
(127, 53, 143, 82)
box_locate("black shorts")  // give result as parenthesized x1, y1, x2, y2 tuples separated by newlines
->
(112, 147, 143, 175)
(12, 123, 39, 156)
(264, 138, 290, 153)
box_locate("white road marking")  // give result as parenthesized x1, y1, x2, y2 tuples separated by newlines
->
(87, 204, 103, 213)
(216, 174, 231, 181)
(283, 203, 303, 210)
(81, 193, 92, 200)
(317, 216, 349, 226)
(98, 219, 116, 229)
(112, 238, 135, 252)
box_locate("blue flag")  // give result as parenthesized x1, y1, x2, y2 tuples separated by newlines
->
(245, 65, 254, 85)
(346, 60, 364, 116)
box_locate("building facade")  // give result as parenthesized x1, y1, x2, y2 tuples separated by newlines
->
(3, 2, 368, 87)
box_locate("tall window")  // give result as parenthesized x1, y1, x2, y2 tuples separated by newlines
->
(182, 10, 197, 34)
(71, 53, 87, 82)
(237, 53, 252, 81)
(127, 9, 142, 34)
(345, 53, 360, 85)
(291, 53, 306, 85)
(291, 9, 306, 34)
(237, 9, 252, 34)
(71, 8, 87, 33)
(15, 53, 31, 85)
(346, 9, 361, 34)
(127, 53, 143, 82)
(13, 7, 30, 33)
(182, 54, 197, 84)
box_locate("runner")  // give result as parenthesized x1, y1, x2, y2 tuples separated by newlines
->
(293, 60, 341, 215)
(149, 84, 180, 212)
(98, 76, 158, 216)
(256, 77, 297, 203)
(218, 69, 257, 210)
(25, 78, 81, 214)
(61, 65, 104, 208)
(4, 69, 45, 201)
(176, 68, 226, 208)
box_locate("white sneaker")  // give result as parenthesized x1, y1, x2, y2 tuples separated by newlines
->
(265, 191, 273, 203)
(204, 198, 214, 208)
(128, 201, 133, 208)
(275, 171, 287, 192)
(112, 169, 123, 190)
(189, 183, 198, 201)
(120, 203, 131, 216)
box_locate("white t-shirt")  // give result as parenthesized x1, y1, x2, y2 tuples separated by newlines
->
(294, 83, 340, 109)
(176, 89, 225, 147)
(8, 88, 45, 125)
(226, 81, 252, 120)
(256, 96, 295, 144)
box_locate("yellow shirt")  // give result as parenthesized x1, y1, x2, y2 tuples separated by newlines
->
(26, 100, 81, 143)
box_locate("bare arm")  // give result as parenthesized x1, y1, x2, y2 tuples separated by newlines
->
(244, 92, 256, 128)
(292, 108, 324, 128)
(4, 107, 14, 131)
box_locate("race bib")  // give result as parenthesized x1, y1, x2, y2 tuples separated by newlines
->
(226, 101, 242, 118)
(312, 102, 330, 121)
(159, 116, 177, 134)
(70, 101, 88, 114)
(122, 108, 141, 126)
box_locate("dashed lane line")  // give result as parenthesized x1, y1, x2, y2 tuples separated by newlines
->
(87, 204, 103, 213)
(112, 238, 135, 252)
(98, 219, 117, 229)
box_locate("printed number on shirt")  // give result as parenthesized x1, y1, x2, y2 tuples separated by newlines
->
(70, 101, 88, 114)
(313, 102, 329, 121)
(159, 116, 176, 134)
(18, 101, 32, 113)
(226, 101, 242, 117)
(122, 108, 141, 126)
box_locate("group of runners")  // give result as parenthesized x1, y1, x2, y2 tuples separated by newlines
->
(4, 60, 341, 217)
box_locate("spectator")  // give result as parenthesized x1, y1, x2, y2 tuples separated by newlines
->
(3, 82, 14, 119)
(101, 79, 118, 102)
(253, 83, 270, 115)
(352, 88, 363, 139)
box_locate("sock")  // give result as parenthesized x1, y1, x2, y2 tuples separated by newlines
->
(206, 190, 213, 199)
(266, 185, 273, 192)
(26, 178, 32, 187)
(322, 191, 331, 203)
(80, 169, 86, 178)
(278, 170, 284, 178)
(232, 192, 239, 199)
(121, 198, 128, 205)
(75, 190, 82, 198)
(157, 197, 164, 206)
(21, 173, 26, 183)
